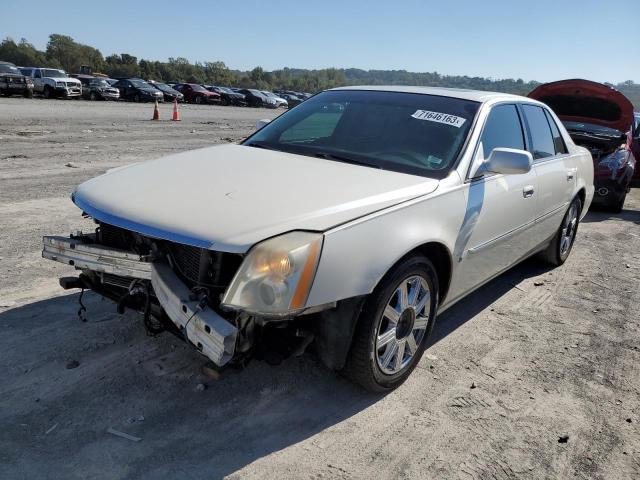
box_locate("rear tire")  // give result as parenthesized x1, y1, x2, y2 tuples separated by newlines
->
(342, 255, 439, 392)
(538, 196, 581, 266)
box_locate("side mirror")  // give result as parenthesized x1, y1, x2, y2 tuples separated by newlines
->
(484, 148, 532, 175)
(255, 118, 271, 130)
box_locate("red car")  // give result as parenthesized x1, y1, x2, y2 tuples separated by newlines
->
(529, 79, 636, 212)
(175, 83, 220, 104)
(632, 112, 640, 184)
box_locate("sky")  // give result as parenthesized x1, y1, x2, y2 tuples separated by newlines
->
(1, 0, 639, 83)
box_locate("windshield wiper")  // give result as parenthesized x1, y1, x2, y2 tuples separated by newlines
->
(245, 141, 279, 151)
(314, 151, 381, 169)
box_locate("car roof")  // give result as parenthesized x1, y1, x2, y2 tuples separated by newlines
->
(330, 85, 527, 103)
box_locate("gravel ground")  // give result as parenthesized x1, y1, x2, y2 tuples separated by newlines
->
(0, 97, 639, 480)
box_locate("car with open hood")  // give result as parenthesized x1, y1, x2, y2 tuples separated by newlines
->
(0, 61, 33, 97)
(20, 67, 82, 99)
(42, 86, 593, 391)
(529, 79, 635, 212)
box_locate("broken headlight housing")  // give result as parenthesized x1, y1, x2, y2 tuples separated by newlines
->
(221, 231, 323, 316)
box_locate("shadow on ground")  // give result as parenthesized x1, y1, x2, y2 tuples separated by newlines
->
(0, 256, 552, 479)
(582, 205, 640, 225)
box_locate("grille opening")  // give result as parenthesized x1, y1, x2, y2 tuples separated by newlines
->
(97, 222, 242, 291)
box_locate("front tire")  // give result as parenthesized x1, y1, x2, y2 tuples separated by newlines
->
(43, 86, 52, 99)
(539, 196, 581, 266)
(342, 255, 438, 392)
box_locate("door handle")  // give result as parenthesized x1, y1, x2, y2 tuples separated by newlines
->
(523, 186, 535, 198)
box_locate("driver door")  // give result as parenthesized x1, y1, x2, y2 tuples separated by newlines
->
(449, 104, 539, 300)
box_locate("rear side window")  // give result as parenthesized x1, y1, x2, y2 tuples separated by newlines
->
(522, 105, 555, 160)
(479, 104, 524, 159)
(544, 109, 568, 154)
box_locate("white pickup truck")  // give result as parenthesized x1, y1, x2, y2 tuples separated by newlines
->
(19, 67, 82, 99)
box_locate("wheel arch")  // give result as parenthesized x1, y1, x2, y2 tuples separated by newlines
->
(379, 241, 453, 306)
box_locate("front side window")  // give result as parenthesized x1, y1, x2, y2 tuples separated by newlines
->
(479, 104, 525, 159)
(245, 90, 480, 179)
(544, 109, 568, 154)
(522, 104, 555, 160)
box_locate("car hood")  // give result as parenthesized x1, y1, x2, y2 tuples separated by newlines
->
(73, 144, 439, 253)
(528, 79, 634, 133)
(49, 77, 80, 83)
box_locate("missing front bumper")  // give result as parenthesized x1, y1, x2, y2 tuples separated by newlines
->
(42, 235, 237, 366)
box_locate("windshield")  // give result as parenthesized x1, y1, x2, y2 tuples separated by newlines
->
(154, 83, 171, 91)
(90, 79, 110, 87)
(42, 69, 67, 78)
(218, 87, 233, 93)
(190, 84, 208, 92)
(244, 90, 479, 178)
(563, 121, 623, 138)
(0, 64, 20, 74)
(130, 79, 152, 88)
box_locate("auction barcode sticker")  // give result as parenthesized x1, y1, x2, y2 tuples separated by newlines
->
(411, 110, 466, 128)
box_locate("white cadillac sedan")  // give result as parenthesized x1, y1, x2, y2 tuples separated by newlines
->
(43, 86, 594, 391)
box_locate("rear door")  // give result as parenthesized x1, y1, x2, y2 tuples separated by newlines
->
(450, 103, 539, 299)
(520, 104, 575, 245)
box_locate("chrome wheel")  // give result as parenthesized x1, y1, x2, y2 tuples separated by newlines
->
(375, 275, 431, 375)
(560, 202, 579, 257)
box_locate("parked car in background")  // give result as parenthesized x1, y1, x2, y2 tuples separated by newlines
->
(105, 78, 118, 86)
(278, 93, 303, 108)
(174, 83, 220, 104)
(20, 67, 82, 99)
(148, 81, 184, 102)
(529, 79, 636, 212)
(632, 113, 640, 184)
(261, 91, 288, 108)
(42, 86, 593, 392)
(238, 89, 277, 108)
(0, 61, 33, 97)
(77, 76, 120, 101)
(204, 86, 246, 106)
(112, 78, 164, 103)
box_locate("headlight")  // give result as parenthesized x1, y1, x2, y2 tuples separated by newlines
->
(56, 81, 64, 88)
(221, 231, 323, 316)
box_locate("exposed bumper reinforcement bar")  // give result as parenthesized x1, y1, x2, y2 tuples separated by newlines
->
(42, 235, 152, 279)
(42, 235, 237, 366)
(151, 263, 237, 366)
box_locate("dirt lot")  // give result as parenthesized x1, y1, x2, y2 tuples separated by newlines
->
(1, 97, 639, 480)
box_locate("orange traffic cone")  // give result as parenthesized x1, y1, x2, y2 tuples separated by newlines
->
(172, 98, 180, 121)
(151, 100, 160, 121)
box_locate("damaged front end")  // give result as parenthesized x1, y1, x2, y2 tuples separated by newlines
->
(43, 222, 252, 368)
(42, 220, 350, 370)
(563, 123, 636, 205)
(528, 79, 636, 208)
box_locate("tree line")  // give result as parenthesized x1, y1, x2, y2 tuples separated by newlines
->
(1, 34, 638, 108)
